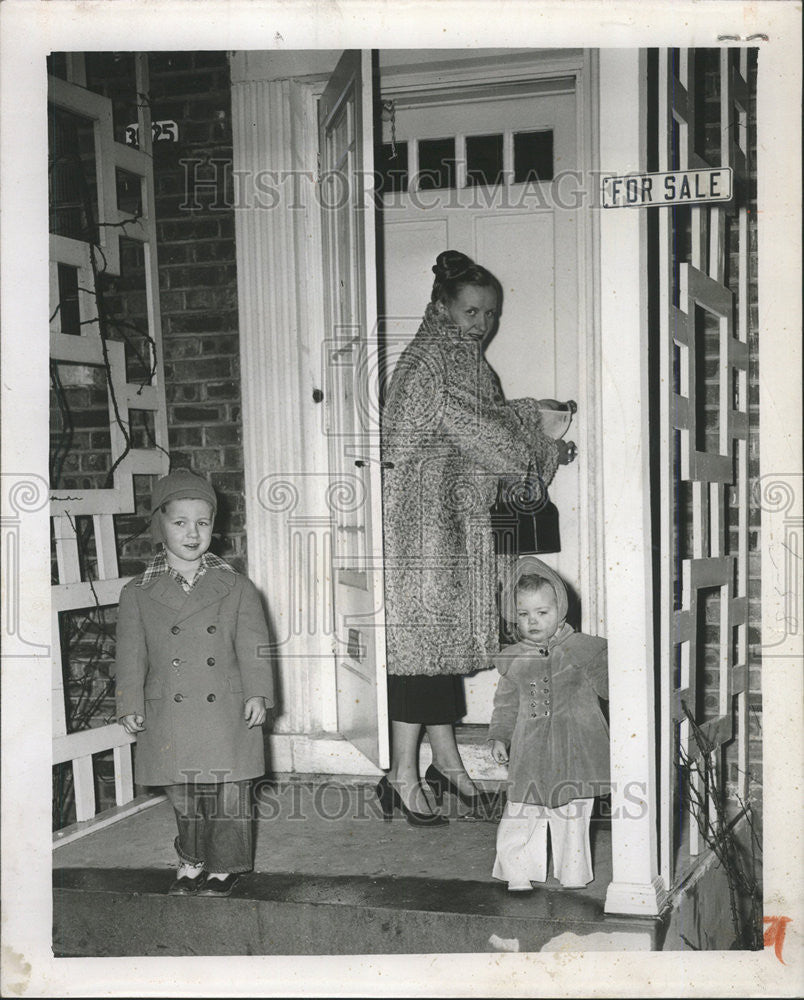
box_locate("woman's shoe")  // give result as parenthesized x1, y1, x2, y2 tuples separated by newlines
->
(375, 775, 449, 828)
(424, 764, 500, 818)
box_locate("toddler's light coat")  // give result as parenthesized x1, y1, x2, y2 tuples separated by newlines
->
(489, 557, 609, 808)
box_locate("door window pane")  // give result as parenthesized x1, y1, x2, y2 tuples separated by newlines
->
(513, 130, 554, 182)
(466, 133, 504, 187)
(417, 137, 455, 189)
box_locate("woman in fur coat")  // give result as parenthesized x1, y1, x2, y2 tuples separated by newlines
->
(378, 250, 577, 826)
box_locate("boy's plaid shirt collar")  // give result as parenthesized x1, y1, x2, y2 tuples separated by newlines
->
(137, 549, 235, 592)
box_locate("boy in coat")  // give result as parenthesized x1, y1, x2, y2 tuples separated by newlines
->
(116, 469, 274, 896)
(488, 556, 609, 891)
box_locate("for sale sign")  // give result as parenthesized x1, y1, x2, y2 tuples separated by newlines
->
(602, 168, 733, 208)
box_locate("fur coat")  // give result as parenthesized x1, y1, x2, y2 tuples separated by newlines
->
(381, 303, 560, 676)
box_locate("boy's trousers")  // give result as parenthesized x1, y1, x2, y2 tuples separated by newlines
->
(165, 780, 253, 873)
(492, 797, 595, 888)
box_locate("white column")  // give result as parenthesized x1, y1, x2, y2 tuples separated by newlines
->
(230, 68, 335, 739)
(598, 49, 667, 916)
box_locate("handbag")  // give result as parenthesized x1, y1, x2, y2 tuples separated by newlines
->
(490, 399, 575, 555)
(489, 466, 561, 556)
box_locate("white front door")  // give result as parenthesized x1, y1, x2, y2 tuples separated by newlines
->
(319, 51, 390, 767)
(379, 78, 583, 722)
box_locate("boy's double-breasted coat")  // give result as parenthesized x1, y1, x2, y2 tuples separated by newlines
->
(115, 567, 274, 786)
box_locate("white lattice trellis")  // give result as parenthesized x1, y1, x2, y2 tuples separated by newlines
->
(50, 54, 169, 841)
(658, 49, 751, 888)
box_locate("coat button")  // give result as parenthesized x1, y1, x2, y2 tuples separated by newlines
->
(207, 657, 215, 666)
(542, 676, 548, 683)
(207, 693, 216, 703)
(171, 625, 181, 634)
(172, 658, 181, 667)
(544, 710, 550, 716)
(174, 693, 183, 703)
(207, 625, 216, 634)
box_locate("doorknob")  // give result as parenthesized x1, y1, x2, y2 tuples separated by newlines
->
(354, 459, 394, 469)
(312, 388, 324, 403)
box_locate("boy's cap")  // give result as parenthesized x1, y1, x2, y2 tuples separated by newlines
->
(150, 469, 217, 516)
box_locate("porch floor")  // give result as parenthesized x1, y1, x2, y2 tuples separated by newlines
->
(53, 779, 662, 956)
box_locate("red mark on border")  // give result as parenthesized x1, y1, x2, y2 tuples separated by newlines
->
(763, 916, 791, 964)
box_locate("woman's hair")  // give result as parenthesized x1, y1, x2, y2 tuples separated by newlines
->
(430, 250, 502, 307)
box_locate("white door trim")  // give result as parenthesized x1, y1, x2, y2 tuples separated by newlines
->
(231, 71, 338, 742)
(379, 49, 584, 97)
(597, 48, 665, 918)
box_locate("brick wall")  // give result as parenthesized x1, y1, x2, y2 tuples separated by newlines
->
(123, 50, 246, 574)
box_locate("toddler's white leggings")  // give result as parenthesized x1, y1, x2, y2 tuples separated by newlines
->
(492, 797, 595, 889)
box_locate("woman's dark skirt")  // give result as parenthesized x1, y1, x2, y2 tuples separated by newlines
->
(387, 673, 466, 725)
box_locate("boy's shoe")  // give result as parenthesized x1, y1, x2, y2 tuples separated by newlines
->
(168, 860, 205, 895)
(196, 872, 239, 897)
(507, 880, 534, 892)
(168, 871, 206, 895)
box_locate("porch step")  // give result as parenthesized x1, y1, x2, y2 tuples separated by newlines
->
(53, 867, 663, 956)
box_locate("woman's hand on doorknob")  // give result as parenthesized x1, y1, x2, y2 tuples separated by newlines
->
(556, 439, 578, 465)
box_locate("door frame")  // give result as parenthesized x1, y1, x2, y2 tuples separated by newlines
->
(231, 48, 602, 772)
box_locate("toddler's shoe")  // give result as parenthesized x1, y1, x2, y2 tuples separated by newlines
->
(196, 872, 239, 897)
(168, 861, 205, 895)
(507, 880, 534, 892)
